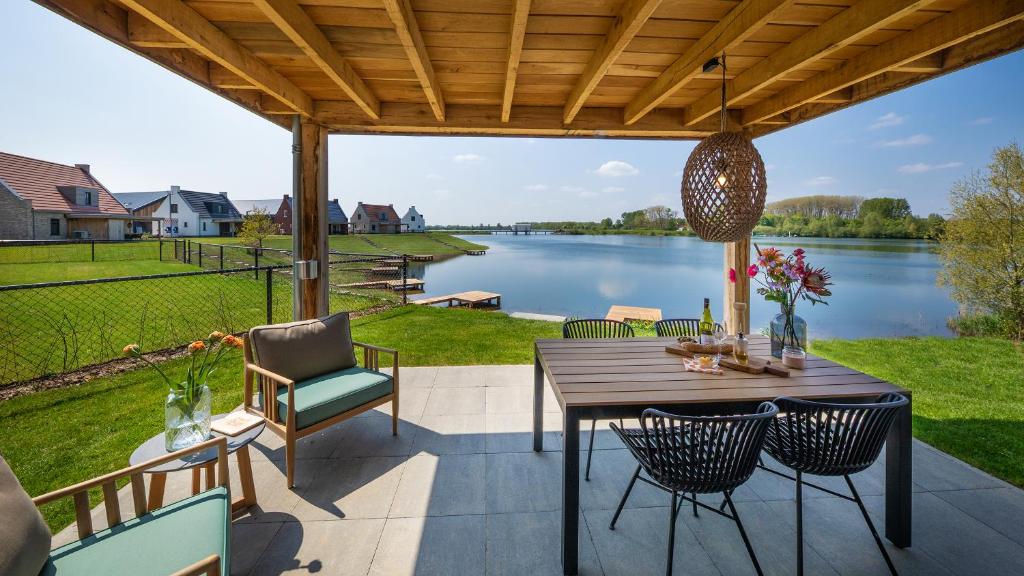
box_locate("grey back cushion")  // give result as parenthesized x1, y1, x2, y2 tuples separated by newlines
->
(249, 312, 358, 382)
(0, 455, 51, 576)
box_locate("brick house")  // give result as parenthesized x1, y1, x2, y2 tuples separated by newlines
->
(234, 195, 348, 234)
(350, 202, 401, 234)
(0, 151, 132, 240)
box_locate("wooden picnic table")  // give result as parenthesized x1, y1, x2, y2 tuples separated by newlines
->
(532, 335, 912, 576)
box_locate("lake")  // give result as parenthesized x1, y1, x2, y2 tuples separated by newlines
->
(413, 234, 957, 339)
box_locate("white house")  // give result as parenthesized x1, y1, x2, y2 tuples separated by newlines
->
(132, 186, 243, 237)
(402, 206, 425, 232)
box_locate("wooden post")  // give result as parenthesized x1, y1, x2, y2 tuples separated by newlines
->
(723, 236, 751, 335)
(292, 115, 329, 320)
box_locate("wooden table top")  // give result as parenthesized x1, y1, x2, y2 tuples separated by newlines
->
(536, 336, 906, 408)
(605, 305, 663, 323)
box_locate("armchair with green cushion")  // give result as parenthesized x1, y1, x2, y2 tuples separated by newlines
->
(243, 312, 399, 488)
(0, 437, 231, 576)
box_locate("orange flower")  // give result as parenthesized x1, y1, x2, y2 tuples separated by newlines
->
(122, 344, 140, 356)
(222, 335, 244, 349)
(208, 331, 225, 341)
(188, 340, 206, 353)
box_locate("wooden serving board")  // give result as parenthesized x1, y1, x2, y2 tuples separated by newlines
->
(665, 344, 790, 377)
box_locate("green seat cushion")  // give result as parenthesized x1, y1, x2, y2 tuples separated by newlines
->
(277, 367, 393, 430)
(41, 487, 230, 576)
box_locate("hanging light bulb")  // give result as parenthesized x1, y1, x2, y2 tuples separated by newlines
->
(680, 53, 767, 242)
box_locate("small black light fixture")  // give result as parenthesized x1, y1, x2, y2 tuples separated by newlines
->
(702, 56, 722, 74)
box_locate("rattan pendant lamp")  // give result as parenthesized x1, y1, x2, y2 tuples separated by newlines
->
(681, 54, 767, 242)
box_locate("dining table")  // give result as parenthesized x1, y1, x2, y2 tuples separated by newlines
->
(532, 334, 912, 576)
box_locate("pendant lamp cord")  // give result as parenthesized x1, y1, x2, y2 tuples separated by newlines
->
(719, 53, 728, 133)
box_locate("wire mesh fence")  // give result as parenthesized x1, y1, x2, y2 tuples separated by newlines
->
(0, 240, 166, 264)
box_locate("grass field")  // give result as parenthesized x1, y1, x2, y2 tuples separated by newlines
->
(0, 259, 194, 285)
(0, 305, 559, 531)
(812, 337, 1024, 488)
(218, 232, 488, 257)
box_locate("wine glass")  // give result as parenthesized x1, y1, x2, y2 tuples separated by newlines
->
(712, 326, 727, 366)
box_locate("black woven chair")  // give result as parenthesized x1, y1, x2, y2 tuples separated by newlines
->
(609, 404, 778, 576)
(562, 319, 634, 481)
(653, 318, 723, 338)
(761, 393, 909, 576)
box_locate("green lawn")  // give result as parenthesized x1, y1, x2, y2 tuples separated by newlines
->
(0, 259, 194, 285)
(0, 305, 559, 531)
(812, 337, 1024, 488)
(218, 232, 488, 257)
(0, 240, 164, 265)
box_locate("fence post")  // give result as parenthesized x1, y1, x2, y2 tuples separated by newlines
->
(254, 248, 260, 279)
(198, 242, 203, 268)
(266, 268, 273, 324)
(159, 240, 163, 261)
(402, 254, 408, 305)
(219, 245, 224, 271)
(91, 240, 95, 262)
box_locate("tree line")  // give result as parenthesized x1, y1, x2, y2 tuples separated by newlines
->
(756, 195, 945, 239)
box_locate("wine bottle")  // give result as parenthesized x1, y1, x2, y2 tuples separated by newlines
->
(699, 298, 714, 344)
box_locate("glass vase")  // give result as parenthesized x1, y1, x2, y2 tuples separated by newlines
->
(770, 304, 807, 358)
(165, 383, 212, 451)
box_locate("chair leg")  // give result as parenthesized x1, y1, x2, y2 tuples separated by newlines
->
(796, 470, 804, 576)
(286, 434, 296, 489)
(667, 491, 679, 576)
(692, 492, 699, 517)
(392, 399, 399, 436)
(585, 419, 596, 481)
(609, 464, 641, 530)
(724, 491, 764, 576)
(845, 475, 899, 576)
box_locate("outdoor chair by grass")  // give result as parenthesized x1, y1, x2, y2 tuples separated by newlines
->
(0, 437, 231, 576)
(244, 311, 399, 488)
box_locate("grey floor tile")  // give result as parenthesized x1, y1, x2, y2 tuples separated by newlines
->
(580, 449, 672, 511)
(484, 411, 562, 453)
(395, 366, 438, 388)
(250, 519, 384, 576)
(485, 385, 534, 414)
(411, 413, 486, 455)
(390, 453, 486, 517)
(330, 411, 418, 458)
(486, 451, 563, 513)
(911, 441, 1009, 492)
(483, 364, 533, 387)
(234, 459, 303, 523)
(230, 521, 282, 575)
(586, 507, 722, 576)
(290, 456, 406, 520)
(487, 511, 604, 576)
(433, 366, 488, 388)
(423, 386, 485, 415)
(370, 387, 430, 420)
(935, 487, 1024, 547)
(369, 515, 486, 576)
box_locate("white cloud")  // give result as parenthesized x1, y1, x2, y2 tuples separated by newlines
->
(602, 186, 626, 193)
(453, 153, 483, 164)
(595, 160, 639, 177)
(578, 190, 599, 198)
(869, 112, 906, 130)
(425, 173, 443, 180)
(431, 188, 453, 198)
(804, 176, 837, 187)
(523, 184, 548, 191)
(879, 133, 932, 147)
(968, 117, 993, 126)
(898, 161, 963, 174)
(560, 185, 586, 193)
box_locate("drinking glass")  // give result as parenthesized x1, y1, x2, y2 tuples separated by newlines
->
(713, 326, 726, 365)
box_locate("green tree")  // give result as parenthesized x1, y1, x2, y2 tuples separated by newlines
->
(237, 207, 279, 248)
(858, 197, 912, 220)
(938, 142, 1024, 339)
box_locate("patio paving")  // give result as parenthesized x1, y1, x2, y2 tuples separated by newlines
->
(57, 365, 1024, 575)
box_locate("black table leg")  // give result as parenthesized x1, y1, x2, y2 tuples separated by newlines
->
(885, 392, 912, 547)
(562, 407, 580, 575)
(534, 348, 544, 452)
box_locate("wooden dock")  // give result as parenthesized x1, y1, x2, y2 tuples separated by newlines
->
(370, 266, 400, 275)
(336, 278, 424, 291)
(413, 290, 501, 309)
(464, 250, 486, 256)
(605, 305, 662, 323)
(408, 254, 434, 261)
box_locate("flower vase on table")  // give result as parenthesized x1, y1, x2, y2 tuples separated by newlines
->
(123, 331, 244, 452)
(770, 302, 807, 359)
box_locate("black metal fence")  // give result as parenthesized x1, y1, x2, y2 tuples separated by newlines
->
(0, 239, 166, 264)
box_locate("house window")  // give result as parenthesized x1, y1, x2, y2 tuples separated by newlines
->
(202, 221, 207, 232)
(411, 215, 416, 221)
(183, 221, 188, 228)
(50, 218, 60, 236)
(170, 203, 179, 214)
(357, 213, 362, 220)
(380, 213, 387, 221)
(82, 190, 92, 206)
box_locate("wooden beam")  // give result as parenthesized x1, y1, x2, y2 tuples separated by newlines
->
(563, 0, 663, 124)
(683, 0, 931, 127)
(623, 0, 794, 126)
(294, 118, 329, 319)
(253, 0, 380, 119)
(382, 0, 445, 121)
(895, 53, 945, 73)
(118, 0, 313, 116)
(311, 101, 728, 139)
(742, 0, 1024, 126)
(501, 0, 531, 123)
(723, 237, 751, 336)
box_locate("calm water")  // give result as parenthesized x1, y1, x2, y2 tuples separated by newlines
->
(413, 234, 956, 339)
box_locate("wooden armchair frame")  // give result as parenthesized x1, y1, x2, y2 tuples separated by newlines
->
(32, 437, 230, 576)
(243, 338, 399, 487)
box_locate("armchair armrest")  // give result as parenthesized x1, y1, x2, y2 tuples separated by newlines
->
(170, 554, 222, 576)
(353, 341, 399, 373)
(245, 363, 295, 387)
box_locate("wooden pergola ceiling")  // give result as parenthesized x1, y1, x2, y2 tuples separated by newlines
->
(36, 0, 1024, 139)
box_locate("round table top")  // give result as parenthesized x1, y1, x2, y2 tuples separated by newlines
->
(129, 414, 265, 473)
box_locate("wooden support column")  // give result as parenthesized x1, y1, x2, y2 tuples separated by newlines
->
(723, 236, 751, 335)
(292, 115, 329, 320)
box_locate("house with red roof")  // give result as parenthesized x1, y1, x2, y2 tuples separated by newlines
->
(350, 202, 401, 234)
(0, 151, 133, 240)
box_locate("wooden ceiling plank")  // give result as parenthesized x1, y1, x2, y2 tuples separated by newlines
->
(742, 0, 1024, 126)
(253, 0, 380, 119)
(623, 0, 796, 126)
(562, 0, 663, 124)
(683, 0, 932, 127)
(119, 0, 313, 116)
(502, 0, 531, 122)
(382, 0, 446, 121)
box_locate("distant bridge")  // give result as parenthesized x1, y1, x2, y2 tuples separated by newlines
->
(432, 228, 555, 235)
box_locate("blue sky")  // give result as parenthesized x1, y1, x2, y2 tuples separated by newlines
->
(1, 2, 1021, 224)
